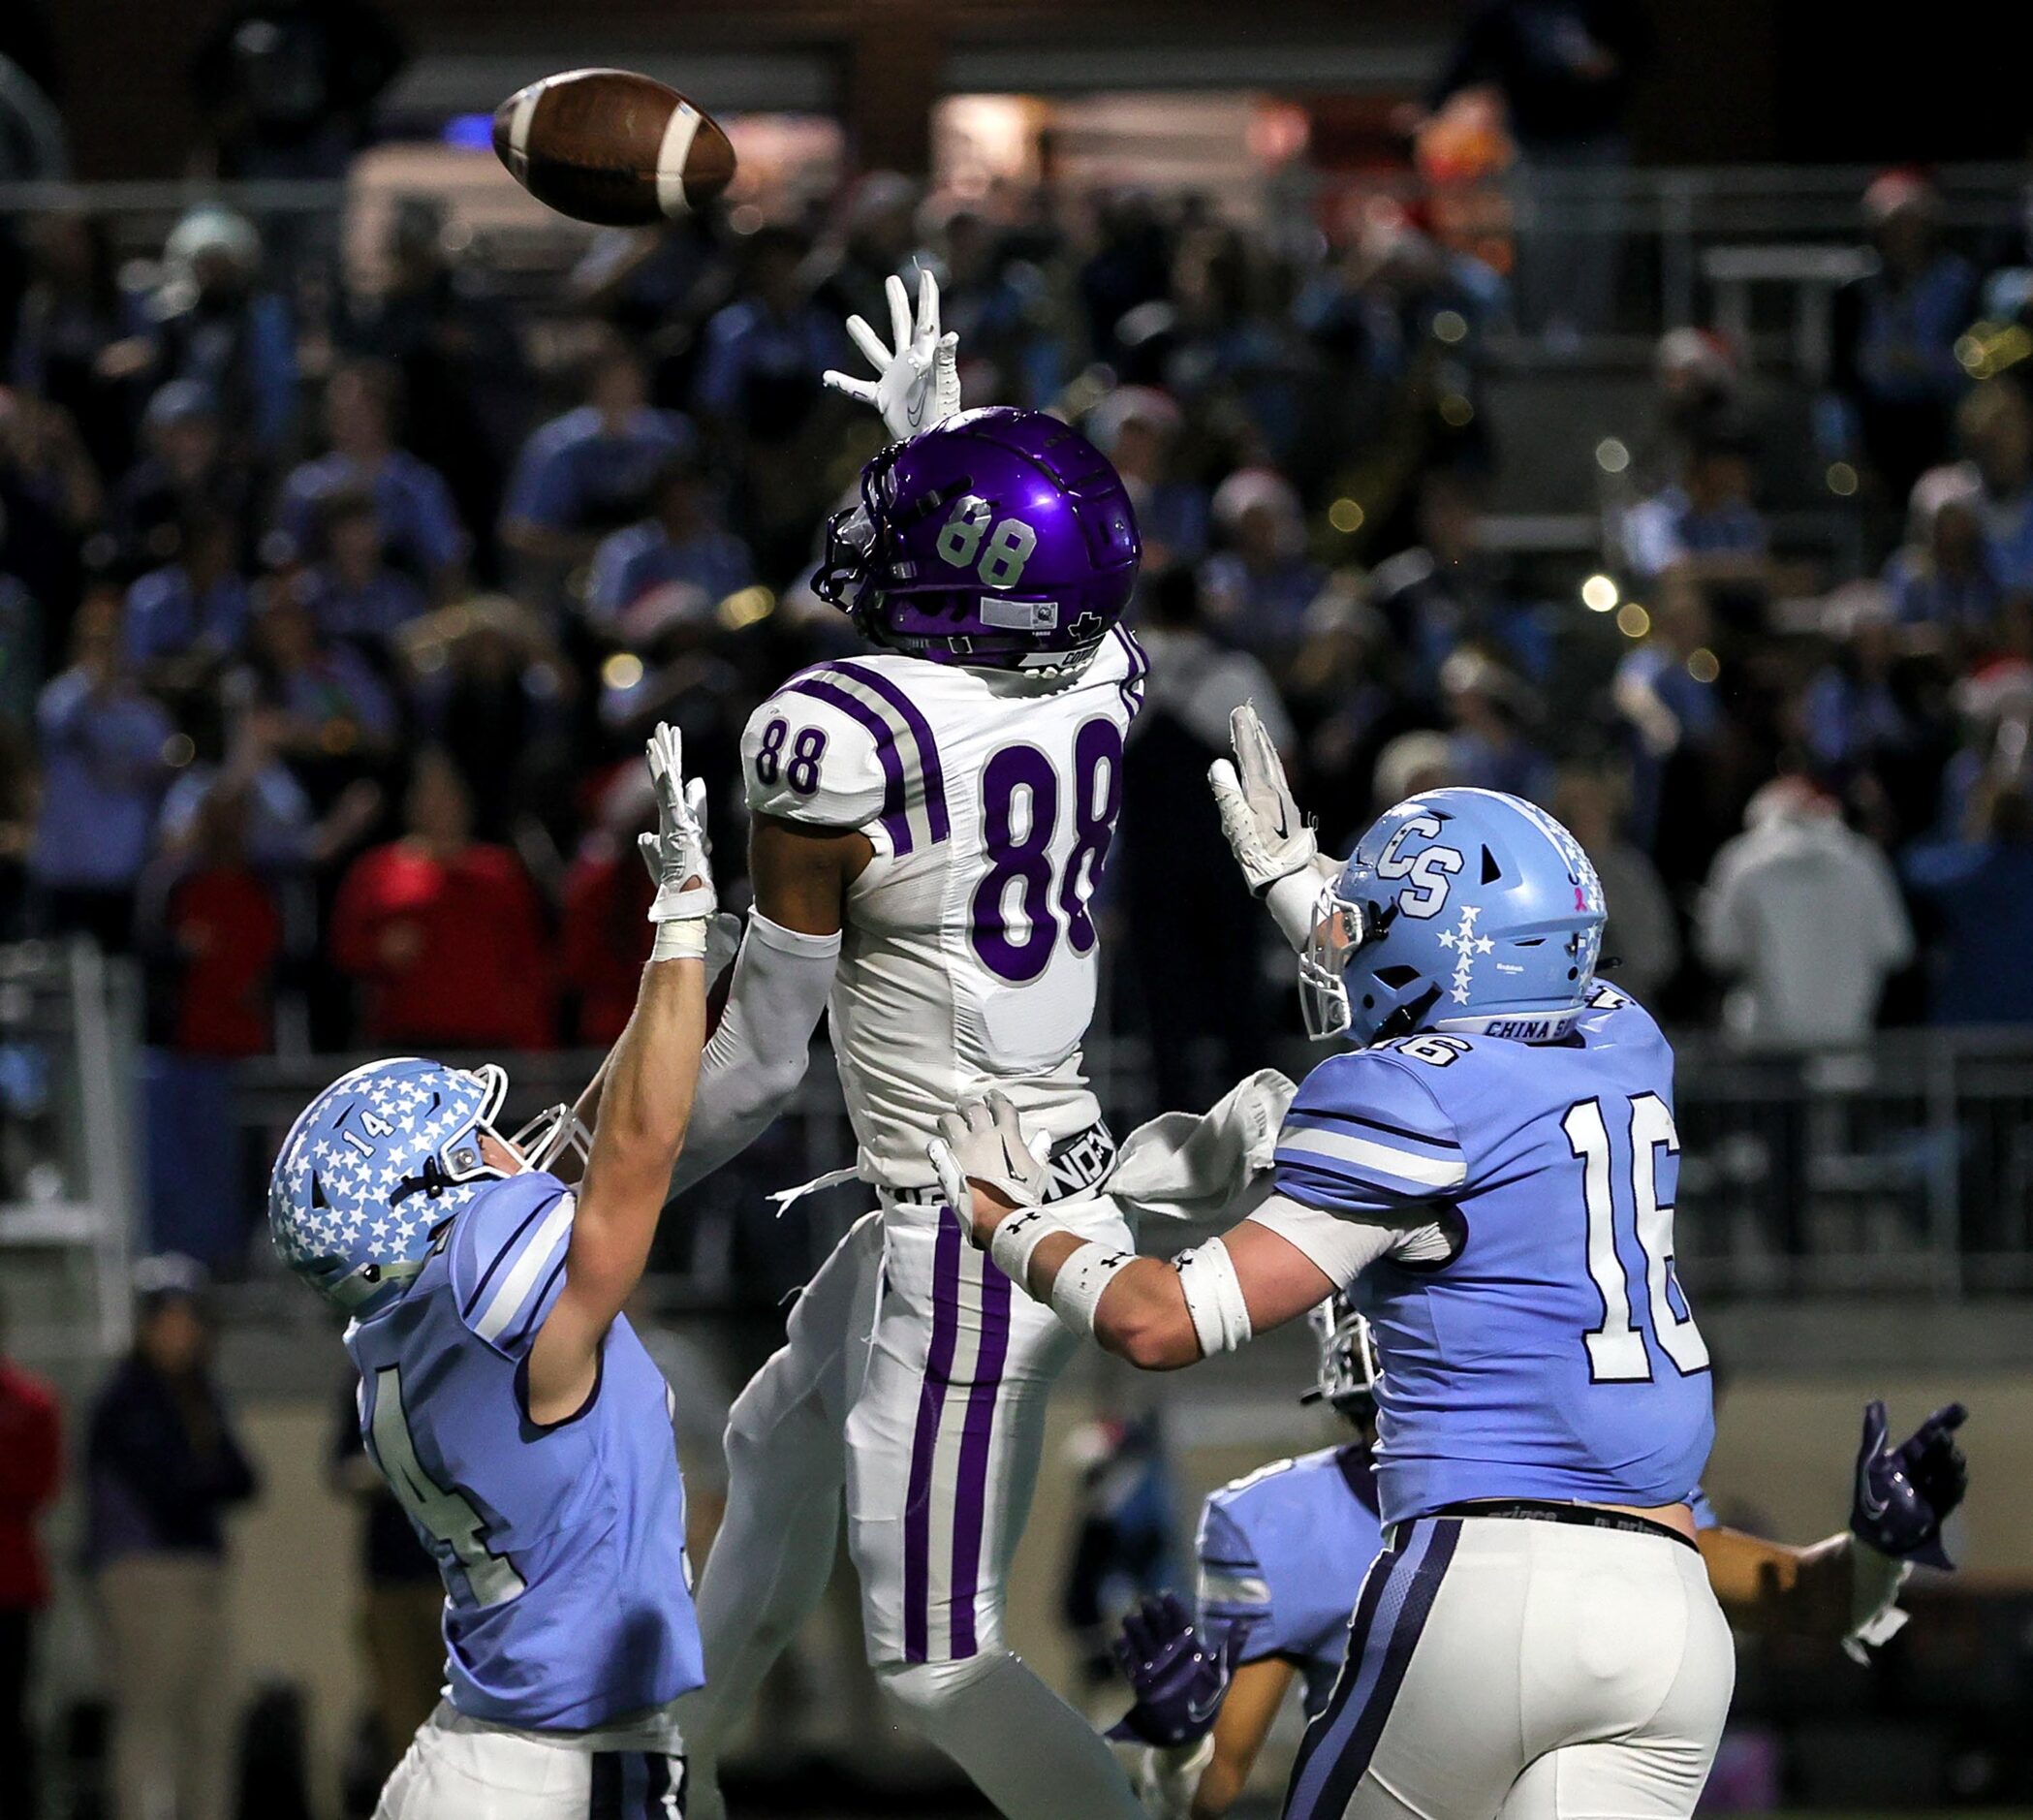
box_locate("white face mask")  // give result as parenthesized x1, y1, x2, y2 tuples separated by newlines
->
(1299, 885, 1398, 1042)
(1298, 878, 1360, 1041)
(500, 1102, 593, 1181)
(460, 1065, 592, 1183)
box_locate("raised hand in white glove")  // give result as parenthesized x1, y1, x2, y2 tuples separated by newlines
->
(927, 1090, 1053, 1245)
(1208, 702, 1325, 892)
(1209, 703, 1341, 954)
(824, 268, 961, 441)
(638, 722, 715, 957)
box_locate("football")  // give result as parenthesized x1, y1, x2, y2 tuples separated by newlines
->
(492, 68, 736, 226)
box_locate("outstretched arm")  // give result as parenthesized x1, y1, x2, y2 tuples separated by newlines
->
(929, 1095, 1346, 1369)
(1188, 1660, 1296, 1818)
(1702, 1401, 1969, 1657)
(526, 726, 712, 1424)
(665, 814, 870, 1197)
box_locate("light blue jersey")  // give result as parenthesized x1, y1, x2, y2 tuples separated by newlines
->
(1196, 1444, 1383, 1717)
(1270, 986, 1714, 1526)
(344, 1172, 704, 1733)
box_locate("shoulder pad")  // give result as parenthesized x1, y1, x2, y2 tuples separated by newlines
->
(744, 659, 954, 856)
(1274, 1049, 1466, 1208)
(1578, 982, 1670, 1053)
(446, 1173, 577, 1360)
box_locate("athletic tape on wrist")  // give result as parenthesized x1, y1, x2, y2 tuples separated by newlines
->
(1174, 1237, 1253, 1355)
(1266, 866, 1325, 953)
(651, 919, 708, 961)
(1846, 1538, 1911, 1658)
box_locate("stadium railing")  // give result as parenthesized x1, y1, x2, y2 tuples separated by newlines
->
(0, 940, 141, 1362)
(211, 1021, 2033, 1310)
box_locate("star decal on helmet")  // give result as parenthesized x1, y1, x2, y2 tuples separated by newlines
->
(1435, 903, 1496, 1005)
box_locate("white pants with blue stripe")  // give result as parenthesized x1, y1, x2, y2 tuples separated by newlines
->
(374, 1705, 685, 1819)
(1285, 1515, 1734, 1820)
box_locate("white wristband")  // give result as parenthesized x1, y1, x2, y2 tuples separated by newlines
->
(1844, 1538, 1912, 1661)
(987, 1205, 1061, 1288)
(1174, 1238, 1254, 1356)
(1266, 866, 1327, 954)
(1140, 1735, 1215, 1820)
(1048, 1240, 1137, 1338)
(651, 919, 708, 961)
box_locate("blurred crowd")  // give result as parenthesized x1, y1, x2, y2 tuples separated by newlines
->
(2, 152, 2033, 1121)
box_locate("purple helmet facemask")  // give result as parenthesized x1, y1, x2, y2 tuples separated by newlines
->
(815, 406, 1141, 671)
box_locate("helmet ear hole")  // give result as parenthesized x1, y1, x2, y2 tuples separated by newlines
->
(1481, 845, 1503, 884)
(1374, 964, 1421, 988)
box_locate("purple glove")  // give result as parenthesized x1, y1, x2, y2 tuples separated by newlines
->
(1106, 1591, 1240, 1749)
(1851, 1399, 1968, 1570)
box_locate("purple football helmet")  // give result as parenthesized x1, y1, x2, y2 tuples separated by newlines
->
(815, 406, 1141, 670)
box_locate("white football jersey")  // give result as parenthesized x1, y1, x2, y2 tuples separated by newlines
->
(741, 629, 1148, 1190)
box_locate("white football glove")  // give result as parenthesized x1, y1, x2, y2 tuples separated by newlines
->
(824, 268, 961, 441)
(927, 1090, 1053, 1218)
(638, 724, 716, 952)
(1207, 703, 1321, 894)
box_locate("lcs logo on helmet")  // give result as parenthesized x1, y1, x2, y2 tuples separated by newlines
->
(1374, 816, 1464, 920)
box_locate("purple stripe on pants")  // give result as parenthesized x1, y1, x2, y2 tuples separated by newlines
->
(902, 1213, 963, 1662)
(782, 677, 914, 854)
(946, 1229, 1013, 1658)
(830, 660, 953, 842)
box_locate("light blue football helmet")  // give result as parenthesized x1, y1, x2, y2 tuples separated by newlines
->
(1300, 788, 1607, 1046)
(268, 1057, 588, 1315)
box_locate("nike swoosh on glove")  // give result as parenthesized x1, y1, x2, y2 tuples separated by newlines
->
(823, 267, 961, 441)
(1851, 1398, 1968, 1569)
(1208, 701, 1319, 894)
(928, 1089, 1052, 1219)
(638, 721, 716, 925)
(1107, 1591, 1241, 1749)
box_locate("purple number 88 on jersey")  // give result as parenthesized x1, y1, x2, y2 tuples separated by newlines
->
(971, 720, 1122, 984)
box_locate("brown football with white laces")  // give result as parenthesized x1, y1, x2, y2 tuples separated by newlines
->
(492, 68, 736, 226)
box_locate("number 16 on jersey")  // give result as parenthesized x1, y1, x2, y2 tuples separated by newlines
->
(1564, 1093, 1709, 1383)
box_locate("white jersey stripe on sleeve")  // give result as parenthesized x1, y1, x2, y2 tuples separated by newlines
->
(472, 1193, 577, 1344)
(1274, 1127, 1467, 1191)
(1199, 1567, 1273, 1606)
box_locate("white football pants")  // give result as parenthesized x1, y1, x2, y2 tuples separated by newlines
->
(685, 1196, 1143, 1820)
(1284, 1514, 1735, 1820)
(374, 1704, 686, 1819)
